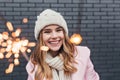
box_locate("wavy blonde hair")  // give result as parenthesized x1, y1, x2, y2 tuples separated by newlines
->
(30, 28, 77, 80)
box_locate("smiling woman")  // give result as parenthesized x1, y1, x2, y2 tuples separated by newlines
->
(26, 9, 100, 80)
(42, 25, 64, 55)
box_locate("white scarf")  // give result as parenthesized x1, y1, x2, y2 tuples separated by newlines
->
(45, 53, 71, 80)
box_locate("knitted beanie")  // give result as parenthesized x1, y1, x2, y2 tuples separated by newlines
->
(34, 9, 68, 40)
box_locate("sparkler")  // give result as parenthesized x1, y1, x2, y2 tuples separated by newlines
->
(0, 18, 36, 74)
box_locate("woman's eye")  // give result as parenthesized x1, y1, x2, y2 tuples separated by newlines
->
(43, 31, 51, 33)
(56, 29, 62, 32)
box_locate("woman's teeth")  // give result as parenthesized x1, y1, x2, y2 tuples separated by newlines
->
(50, 41, 59, 44)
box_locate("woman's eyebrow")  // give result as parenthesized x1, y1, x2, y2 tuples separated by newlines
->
(42, 28, 51, 31)
(56, 27, 63, 29)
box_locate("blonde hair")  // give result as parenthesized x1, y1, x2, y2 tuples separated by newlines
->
(31, 29, 77, 80)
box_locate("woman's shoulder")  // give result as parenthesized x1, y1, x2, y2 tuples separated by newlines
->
(74, 46, 91, 59)
(26, 60, 37, 75)
(26, 60, 34, 73)
(75, 46, 90, 53)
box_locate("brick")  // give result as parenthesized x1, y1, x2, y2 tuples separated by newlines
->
(82, 12, 93, 16)
(72, 8, 79, 11)
(6, 12, 20, 15)
(114, 8, 120, 11)
(44, 0, 57, 3)
(87, 16, 100, 20)
(87, 8, 100, 12)
(101, 16, 114, 20)
(87, 24, 100, 28)
(29, 8, 42, 11)
(114, 0, 120, 3)
(108, 20, 120, 23)
(5, 3, 20, 7)
(95, 20, 107, 24)
(21, 3, 35, 7)
(115, 24, 120, 27)
(87, 32, 100, 36)
(4, 16, 13, 20)
(108, 12, 120, 16)
(87, 0, 99, 3)
(0, 8, 12, 11)
(81, 20, 94, 24)
(28, 0, 42, 3)
(58, 8, 72, 11)
(58, 0, 72, 3)
(14, 8, 28, 11)
(36, 3, 50, 7)
(67, 20, 78, 23)
(65, 12, 79, 16)
(101, 0, 113, 3)
(13, 0, 27, 2)
(107, 4, 119, 8)
(101, 24, 114, 27)
(0, 0, 12, 2)
(83, 4, 93, 8)
(51, 4, 65, 7)
(94, 12, 107, 16)
(73, 0, 83, 3)
(65, 4, 79, 7)
(94, 4, 106, 8)
(0, 3, 4, 6)
(21, 12, 36, 16)
(101, 8, 113, 12)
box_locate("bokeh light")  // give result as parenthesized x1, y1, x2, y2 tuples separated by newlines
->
(70, 33, 82, 45)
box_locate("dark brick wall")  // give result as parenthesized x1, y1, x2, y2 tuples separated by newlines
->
(0, 0, 120, 80)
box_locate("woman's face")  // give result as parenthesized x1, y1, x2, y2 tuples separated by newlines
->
(42, 25, 64, 52)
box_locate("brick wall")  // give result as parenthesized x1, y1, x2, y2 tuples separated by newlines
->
(0, 0, 120, 80)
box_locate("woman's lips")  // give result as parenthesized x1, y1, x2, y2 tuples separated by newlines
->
(49, 40, 60, 44)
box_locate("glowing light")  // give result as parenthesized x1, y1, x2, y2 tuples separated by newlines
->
(5, 63, 14, 74)
(5, 52, 12, 58)
(1, 42, 7, 47)
(14, 53, 19, 58)
(20, 47, 27, 53)
(21, 39, 29, 46)
(7, 39, 12, 44)
(40, 46, 49, 51)
(27, 49, 31, 53)
(6, 21, 14, 31)
(14, 58, 19, 65)
(70, 33, 82, 45)
(11, 32, 16, 38)
(6, 45, 12, 52)
(0, 48, 6, 53)
(15, 28, 22, 37)
(0, 33, 3, 40)
(0, 52, 4, 59)
(2, 32, 9, 40)
(22, 18, 28, 23)
(28, 42, 36, 47)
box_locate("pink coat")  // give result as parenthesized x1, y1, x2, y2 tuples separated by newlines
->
(26, 46, 100, 80)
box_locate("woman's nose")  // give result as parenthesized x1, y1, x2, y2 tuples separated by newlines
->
(51, 31, 57, 38)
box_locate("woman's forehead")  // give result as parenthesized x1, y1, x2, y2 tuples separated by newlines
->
(43, 24, 62, 29)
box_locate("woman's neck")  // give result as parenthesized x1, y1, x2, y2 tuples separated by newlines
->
(49, 50, 59, 57)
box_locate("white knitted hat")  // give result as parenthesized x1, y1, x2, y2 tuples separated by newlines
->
(34, 9, 68, 40)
